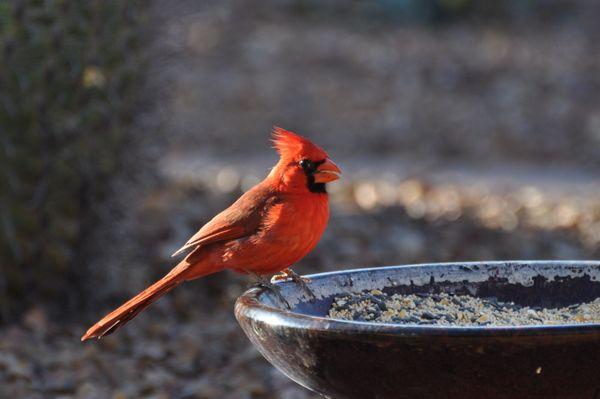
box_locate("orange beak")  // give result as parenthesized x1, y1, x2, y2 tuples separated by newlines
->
(313, 158, 341, 183)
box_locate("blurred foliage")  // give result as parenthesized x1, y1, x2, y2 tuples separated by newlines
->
(0, 0, 145, 320)
(283, 0, 580, 24)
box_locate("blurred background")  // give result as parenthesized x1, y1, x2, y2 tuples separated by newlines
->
(1, 0, 599, 398)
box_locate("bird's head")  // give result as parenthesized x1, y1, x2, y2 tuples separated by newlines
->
(269, 126, 341, 194)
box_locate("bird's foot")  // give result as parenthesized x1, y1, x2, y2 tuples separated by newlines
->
(272, 269, 317, 302)
(249, 273, 291, 309)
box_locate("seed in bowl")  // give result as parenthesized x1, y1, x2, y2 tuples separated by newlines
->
(328, 291, 600, 326)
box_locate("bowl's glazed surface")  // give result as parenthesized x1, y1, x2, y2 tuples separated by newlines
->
(235, 261, 600, 399)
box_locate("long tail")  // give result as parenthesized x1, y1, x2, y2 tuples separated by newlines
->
(81, 260, 203, 341)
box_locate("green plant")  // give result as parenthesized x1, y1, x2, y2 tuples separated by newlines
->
(0, 0, 145, 320)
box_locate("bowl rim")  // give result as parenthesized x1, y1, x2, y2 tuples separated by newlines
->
(235, 260, 600, 337)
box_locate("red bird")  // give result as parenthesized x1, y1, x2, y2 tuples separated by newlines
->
(81, 127, 341, 341)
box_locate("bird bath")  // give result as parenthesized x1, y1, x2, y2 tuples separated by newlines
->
(235, 261, 600, 399)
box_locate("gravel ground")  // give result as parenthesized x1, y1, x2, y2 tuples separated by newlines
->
(2, 1, 600, 398)
(158, 1, 600, 165)
(329, 291, 600, 326)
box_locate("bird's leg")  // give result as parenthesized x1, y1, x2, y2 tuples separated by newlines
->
(248, 272, 291, 309)
(272, 268, 316, 301)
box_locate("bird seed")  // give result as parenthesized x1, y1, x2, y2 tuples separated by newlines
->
(328, 291, 600, 326)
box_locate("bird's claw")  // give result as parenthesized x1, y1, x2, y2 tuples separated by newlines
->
(249, 274, 291, 309)
(271, 273, 288, 282)
(272, 269, 317, 302)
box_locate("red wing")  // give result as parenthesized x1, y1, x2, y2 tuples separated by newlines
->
(171, 184, 278, 257)
(171, 223, 248, 257)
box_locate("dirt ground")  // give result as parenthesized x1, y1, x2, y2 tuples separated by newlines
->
(2, 1, 599, 398)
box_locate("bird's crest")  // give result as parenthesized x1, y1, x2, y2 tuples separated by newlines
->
(271, 126, 327, 160)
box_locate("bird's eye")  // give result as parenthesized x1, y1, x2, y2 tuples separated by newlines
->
(299, 159, 312, 170)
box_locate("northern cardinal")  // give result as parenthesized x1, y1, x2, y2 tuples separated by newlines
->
(81, 127, 341, 341)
